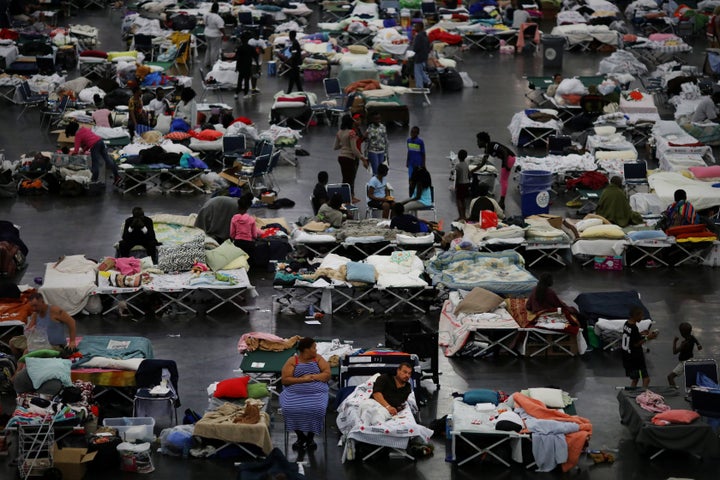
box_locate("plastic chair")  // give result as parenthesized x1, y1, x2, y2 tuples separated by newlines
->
(147, 41, 189, 74)
(266, 150, 281, 191)
(133, 359, 180, 430)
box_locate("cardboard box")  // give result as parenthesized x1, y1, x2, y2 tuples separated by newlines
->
(538, 214, 563, 230)
(261, 192, 276, 204)
(53, 445, 97, 480)
(219, 165, 248, 187)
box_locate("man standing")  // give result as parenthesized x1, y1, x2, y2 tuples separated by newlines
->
(286, 30, 303, 94)
(203, 2, 225, 68)
(372, 362, 413, 415)
(411, 22, 431, 89)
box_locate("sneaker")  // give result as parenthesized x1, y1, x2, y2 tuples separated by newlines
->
(234, 93, 238, 99)
(251, 88, 261, 94)
(243, 94, 252, 99)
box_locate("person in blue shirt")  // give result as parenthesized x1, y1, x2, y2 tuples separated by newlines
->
(367, 164, 393, 218)
(401, 167, 433, 215)
(406, 126, 426, 183)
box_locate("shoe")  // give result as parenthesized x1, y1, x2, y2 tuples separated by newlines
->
(251, 88, 261, 94)
(243, 94, 252, 99)
(566, 197, 583, 208)
(234, 93, 238, 99)
(291, 440, 306, 451)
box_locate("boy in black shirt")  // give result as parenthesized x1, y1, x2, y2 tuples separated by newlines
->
(622, 306, 658, 387)
(667, 322, 703, 387)
(311, 171, 329, 215)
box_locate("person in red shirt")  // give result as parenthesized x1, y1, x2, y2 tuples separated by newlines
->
(65, 122, 120, 184)
(229, 196, 260, 257)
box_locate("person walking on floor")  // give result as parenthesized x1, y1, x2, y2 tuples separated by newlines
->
(454, 149, 471, 221)
(286, 30, 303, 94)
(334, 114, 367, 203)
(365, 112, 388, 175)
(406, 126, 426, 183)
(622, 306, 658, 388)
(667, 322, 702, 387)
(203, 2, 225, 68)
(234, 33, 258, 99)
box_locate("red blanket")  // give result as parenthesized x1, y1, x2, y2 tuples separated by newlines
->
(513, 393, 592, 472)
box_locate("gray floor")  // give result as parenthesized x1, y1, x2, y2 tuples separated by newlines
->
(1, 5, 720, 480)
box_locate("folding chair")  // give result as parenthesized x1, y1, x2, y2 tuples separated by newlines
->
(134, 359, 180, 430)
(623, 161, 648, 194)
(365, 184, 383, 219)
(266, 150, 281, 191)
(380, 0, 400, 18)
(237, 11, 260, 37)
(685, 359, 719, 392)
(241, 154, 271, 195)
(327, 183, 358, 219)
(147, 41, 189, 75)
(39, 95, 69, 130)
(133, 34, 154, 61)
(199, 67, 224, 102)
(222, 135, 247, 168)
(421, 0, 439, 23)
(17, 81, 47, 120)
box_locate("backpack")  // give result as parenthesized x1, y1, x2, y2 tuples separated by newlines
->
(439, 68, 463, 92)
(0, 241, 23, 277)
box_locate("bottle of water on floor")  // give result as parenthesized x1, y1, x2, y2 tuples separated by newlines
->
(445, 414, 453, 462)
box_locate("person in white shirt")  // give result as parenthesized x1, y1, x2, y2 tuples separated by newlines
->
(203, 2, 225, 67)
(147, 87, 171, 120)
(692, 95, 718, 123)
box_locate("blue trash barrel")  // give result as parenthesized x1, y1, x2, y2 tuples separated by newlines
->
(520, 170, 552, 217)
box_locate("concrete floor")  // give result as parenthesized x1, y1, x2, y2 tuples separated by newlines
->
(1, 5, 720, 480)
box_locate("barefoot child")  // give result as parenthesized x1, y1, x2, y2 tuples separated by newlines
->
(667, 322, 702, 387)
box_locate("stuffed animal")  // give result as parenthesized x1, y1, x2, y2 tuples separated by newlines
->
(191, 261, 209, 274)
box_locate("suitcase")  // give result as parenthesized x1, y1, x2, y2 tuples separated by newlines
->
(684, 358, 719, 392)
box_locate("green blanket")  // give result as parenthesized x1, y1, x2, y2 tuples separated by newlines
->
(595, 184, 643, 227)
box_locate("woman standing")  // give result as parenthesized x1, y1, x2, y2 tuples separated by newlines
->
(334, 114, 367, 203)
(234, 33, 258, 100)
(476, 131, 515, 210)
(365, 112, 388, 175)
(279, 337, 330, 450)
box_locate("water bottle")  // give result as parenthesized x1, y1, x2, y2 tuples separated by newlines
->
(445, 414, 454, 462)
(269, 411, 275, 430)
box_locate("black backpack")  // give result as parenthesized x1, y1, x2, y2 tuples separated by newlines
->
(440, 68, 463, 92)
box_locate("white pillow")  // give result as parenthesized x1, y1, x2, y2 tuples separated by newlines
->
(395, 233, 434, 245)
(594, 125, 616, 136)
(575, 218, 603, 232)
(527, 387, 565, 408)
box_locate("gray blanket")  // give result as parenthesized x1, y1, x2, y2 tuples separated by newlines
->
(195, 196, 239, 242)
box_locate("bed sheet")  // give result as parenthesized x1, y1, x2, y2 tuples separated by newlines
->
(438, 299, 519, 357)
(659, 153, 708, 171)
(514, 153, 597, 175)
(507, 110, 562, 146)
(366, 252, 427, 288)
(647, 171, 720, 210)
(570, 238, 625, 257)
(679, 123, 720, 148)
(426, 250, 537, 295)
(194, 402, 272, 454)
(619, 93, 658, 115)
(653, 121, 712, 165)
(144, 269, 251, 292)
(74, 335, 154, 367)
(39, 256, 97, 316)
(206, 60, 238, 88)
(618, 387, 720, 457)
(336, 373, 432, 450)
(586, 133, 637, 154)
(550, 24, 620, 46)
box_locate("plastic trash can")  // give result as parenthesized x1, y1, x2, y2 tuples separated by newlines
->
(520, 170, 552, 217)
(542, 35, 565, 69)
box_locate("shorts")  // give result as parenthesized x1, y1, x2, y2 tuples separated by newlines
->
(9, 335, 26, 352)
(367, 199, 389, 208)
(672, 361, 685, 377)
(455, 183, 471, 200)
(626, 366, 649, 380)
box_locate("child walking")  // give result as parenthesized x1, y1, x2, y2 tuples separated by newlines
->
(622, 306, 658, 388)
(406, 126, 426, 182)
(667, 322, 702, 387)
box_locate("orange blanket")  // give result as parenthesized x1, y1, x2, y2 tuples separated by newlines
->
(0, 289, 36, 323)
(513, 392, 592, 472)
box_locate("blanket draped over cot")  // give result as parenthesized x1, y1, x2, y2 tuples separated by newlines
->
(74, 335, 154, 367)
(426, 250, 537, 295)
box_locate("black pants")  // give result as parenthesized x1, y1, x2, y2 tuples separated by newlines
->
(338, 156, 358, 196)
(233, 239, 256, 258)
(236, 73, 251, 95)
(286, 67, 303, 94)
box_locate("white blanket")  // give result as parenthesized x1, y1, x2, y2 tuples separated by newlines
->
(647, 171, 720, 210)
(366, 252, 427, 288)
(40, 256, 97, 316)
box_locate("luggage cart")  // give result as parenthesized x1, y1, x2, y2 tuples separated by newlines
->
(18, 421, 58, 480)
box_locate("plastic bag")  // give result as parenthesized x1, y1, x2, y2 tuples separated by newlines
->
(117, 442, 154, 473)
(159, 425, 195, 457)
(26, 327, 51, 351)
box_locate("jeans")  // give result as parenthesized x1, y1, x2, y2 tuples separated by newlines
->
(90, 141, 118, 182)
(367, 151, 385, 175)
(414, 61, 430, 87)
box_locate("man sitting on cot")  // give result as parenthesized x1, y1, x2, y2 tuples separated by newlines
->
(356, 362, 414, 425)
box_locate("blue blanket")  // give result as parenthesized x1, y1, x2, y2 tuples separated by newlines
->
(74, 335, 154, 368)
